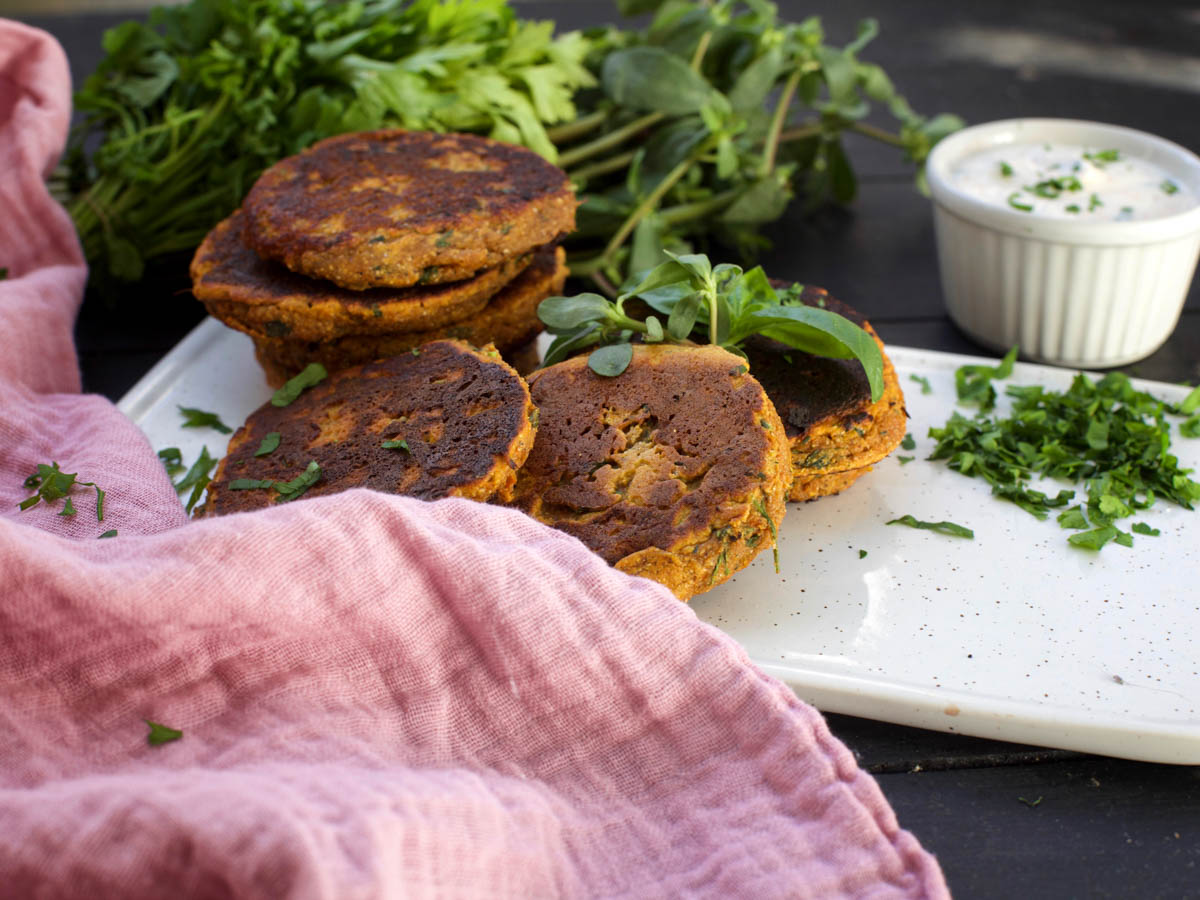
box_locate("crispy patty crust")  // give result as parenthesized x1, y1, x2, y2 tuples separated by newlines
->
(251, 245, 565, 387)
(242, 130, 576, 289)
(202, 340, 537, 516)
(191, 209, 531, 341)
(512, 344, 791, 600)
(744, 286, 906, 501)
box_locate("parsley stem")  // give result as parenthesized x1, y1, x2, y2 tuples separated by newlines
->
(597, 135, 720, 268)
(557, 112, 665, 169)
(568, 149, 638, 183)
(690, 30, 713, 70)
(849, 120, 907, 148)
(546, 109, 610, 145)
(761, 65, 806, 176)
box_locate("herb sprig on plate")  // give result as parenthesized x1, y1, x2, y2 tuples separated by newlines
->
(537, 251, 883, 398)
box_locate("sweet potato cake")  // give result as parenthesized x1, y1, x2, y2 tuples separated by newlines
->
(512, 343, 792, 600)
(202, 340, 537, 516)
(251, 245, 566, 387)
(242, 130, 576, 290)
(191, 209, 531, 341)
(743, 286, 906, 502)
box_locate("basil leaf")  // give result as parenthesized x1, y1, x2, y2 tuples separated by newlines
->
(271, 363, 328, 407)
(886, 515, 974, 539)
(750, 305, 885, 401)
(645, 316, 664, 343)
(538, 293, 613, 332)
(667, 293, 702, 341)
(601, 47, 715, 115)
(588, 342, 634, 377)
(543, 323, 601, 367)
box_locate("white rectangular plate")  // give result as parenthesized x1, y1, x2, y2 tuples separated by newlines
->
(121, 319, 1200, 763)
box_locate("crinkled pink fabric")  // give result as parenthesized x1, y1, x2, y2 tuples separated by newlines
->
(0, 18, 949, 899)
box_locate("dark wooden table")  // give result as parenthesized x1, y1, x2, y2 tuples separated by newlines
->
(24, 2, 1200, 897)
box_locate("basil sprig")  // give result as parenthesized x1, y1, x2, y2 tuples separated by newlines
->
(538, 252, 883, 399)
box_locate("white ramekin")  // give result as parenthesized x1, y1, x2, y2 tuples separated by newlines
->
(926, 118, 1200, 368)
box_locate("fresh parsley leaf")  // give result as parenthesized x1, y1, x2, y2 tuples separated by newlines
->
(1067, 525, 1121, 551)
(271, 363, 327, 407)
(1182, 416, 1200, 439)
(901, 433, 917, 451)
(158, 447, 184, 477)
(897, 455, 914, 465)
(145, 719, 183, 746)
(178, 406, 232, 434)
(910, 374, 932, 394)
(254, 432, 281, 456)
(174, 446, 217, 514)
(1181, 385, 1200, 415)
(1131, 522, 1160, 536)
(58, 497, 77, 517)
(18, 462, 107, 521)
(99, 529, 118, 538)
(229, 478, 275, 490)
(886, 515, 974, 539)
(272, 461, 321, 503)
(1056, 506, 1089, 530)
(954, 346, 1018, 412)
(858, 549, 868, 559)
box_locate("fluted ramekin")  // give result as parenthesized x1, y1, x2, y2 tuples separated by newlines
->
(926, 118, 1200, 368)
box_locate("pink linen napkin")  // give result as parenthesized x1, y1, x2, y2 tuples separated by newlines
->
(0, 18, 949, 899)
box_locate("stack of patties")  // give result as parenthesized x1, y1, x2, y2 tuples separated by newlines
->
(190, 130, 575, 386)
(743, 285, 907, 502)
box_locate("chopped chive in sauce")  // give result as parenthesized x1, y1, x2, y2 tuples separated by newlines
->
(1007, 192, 1033, 212)
(999, 161, 1013, 177)
(1088, 193, 1103, 212)
(1084, 149, 1120, 166)
(1161, 180, 1180, 195)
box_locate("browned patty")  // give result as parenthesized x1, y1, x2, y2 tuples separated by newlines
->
(743, 286, 906, 501)
(512, 343, 792, 600)
(191, 209, 531, 341)
(202, 340, 537, 516)
(242, 130, 576, 289)
(251, 245, 565, 387)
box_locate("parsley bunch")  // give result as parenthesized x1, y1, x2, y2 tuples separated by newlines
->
(538, 251, 883, 399)
(59, 0, 594, 286)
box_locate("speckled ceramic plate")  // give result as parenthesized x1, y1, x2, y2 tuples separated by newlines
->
(121, 320, 1200, 763)
(693, 346, 1200, 765)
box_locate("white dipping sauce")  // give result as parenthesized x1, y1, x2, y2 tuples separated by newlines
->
(950, 142, 1194, 221)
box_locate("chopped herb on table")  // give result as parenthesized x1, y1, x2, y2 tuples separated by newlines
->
(910, 374, 932, 395)
(171, 446, 217, 514)
(229, 461, 321, 503)
(254, 432, 281, 457)
(927, 354, 1200, 550)
(886, 515, 974, 539)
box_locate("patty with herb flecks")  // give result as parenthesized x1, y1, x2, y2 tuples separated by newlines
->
(250, 245, 566, 388)
(744, 285, 907, 502)
(242, 130, 576, 290)
(202, 339, 537, 516)
(511, 343, 791, 601)
(191, 209, 532, 341)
